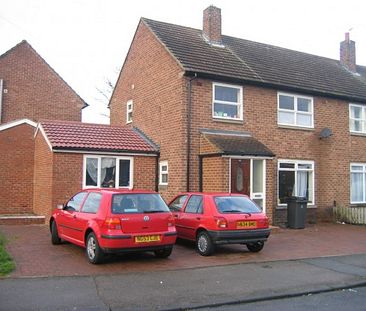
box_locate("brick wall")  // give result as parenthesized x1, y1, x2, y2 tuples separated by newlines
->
(133, 156, 157, 191)
(110, 21, 187, 202)
(0, 124, 35, 214)
(33, 130, 53, 218)
(0, 41, 83, 124)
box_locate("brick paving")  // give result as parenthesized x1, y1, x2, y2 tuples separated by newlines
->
(1, 223, 366, 278)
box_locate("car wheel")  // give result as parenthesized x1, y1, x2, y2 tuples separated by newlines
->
(196, 231, 214, 256)
(247, 241, 264, 252)
(86, 232, 104, 264)
(51, 221, 61, 245)
(154, 246, 173, 258)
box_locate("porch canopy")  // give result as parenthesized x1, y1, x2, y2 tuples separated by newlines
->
(200, 129, 275, 157)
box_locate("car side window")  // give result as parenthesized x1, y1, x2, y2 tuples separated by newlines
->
(169, 195, 188, 212)
(81, 192, 102, 214)
(184, 195, 203, 214)
(65, 192, 87, 212)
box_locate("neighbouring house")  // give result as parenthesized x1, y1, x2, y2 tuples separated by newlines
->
(109, 6, 366, 225)
(33, 120, 158, 219)
(0, 40, 87, 222)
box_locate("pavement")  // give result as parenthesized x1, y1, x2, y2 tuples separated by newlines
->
(0, 223, 366, 310)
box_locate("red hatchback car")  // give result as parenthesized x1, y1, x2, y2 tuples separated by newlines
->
(50, 189, 177, 264)
(168, 193, 270, 256)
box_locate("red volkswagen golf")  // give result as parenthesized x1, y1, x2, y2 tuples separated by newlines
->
(168, 192, 270, 256)
(50, 189, 177, 264)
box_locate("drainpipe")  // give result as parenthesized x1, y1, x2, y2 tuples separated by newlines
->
(186, 73, 197, 192)
(0, 79, 3, 124)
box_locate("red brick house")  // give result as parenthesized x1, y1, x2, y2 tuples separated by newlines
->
(0, 41, 86, 222)
(110, 6, 366, 225)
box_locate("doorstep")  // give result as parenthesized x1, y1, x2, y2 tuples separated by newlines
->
(0, 214, 45, 225)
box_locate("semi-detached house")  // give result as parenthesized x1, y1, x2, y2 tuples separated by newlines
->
(110, 6, 366, 225)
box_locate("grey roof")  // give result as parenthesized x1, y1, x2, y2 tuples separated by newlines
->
(202, 132, 275, 157)
(143, 18, 366, 103)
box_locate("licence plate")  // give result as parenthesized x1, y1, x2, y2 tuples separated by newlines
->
(237, 221, 257, 229)
(135, 235, 161, 243)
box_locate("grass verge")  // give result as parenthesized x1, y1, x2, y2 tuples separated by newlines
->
(0, 233, 15, 276)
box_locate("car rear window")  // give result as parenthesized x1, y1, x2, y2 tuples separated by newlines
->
(214, 196, 261, 214)
(111, 193, 170, 214)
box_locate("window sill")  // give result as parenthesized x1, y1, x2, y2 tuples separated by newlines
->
(350, 204, 366, 208)
(213, 118, 243, 125)
(158, 184, 168, 190)
(350, 132, 366, 137)
(278, 124, 315, 131)
(276, 204, 316, 210)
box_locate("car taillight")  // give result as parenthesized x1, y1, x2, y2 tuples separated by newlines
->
(214, 216, 228, 228)
(104, 217, 121, 230)
(258, 217, 269, 228)
(168, 214, 175, 227)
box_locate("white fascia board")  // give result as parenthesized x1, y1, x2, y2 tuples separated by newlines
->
(34, 123, 53, 152)
(0, 118, 37, 131)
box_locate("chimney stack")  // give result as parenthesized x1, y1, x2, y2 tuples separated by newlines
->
(340, 32, 356, 72)
(203, 6, 222, 45)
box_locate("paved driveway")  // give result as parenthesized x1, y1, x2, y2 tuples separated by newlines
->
(1, 223, 366, 278)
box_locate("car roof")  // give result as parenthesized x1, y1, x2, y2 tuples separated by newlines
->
(176, 192, 249, 197)
(84, 188, 158, 195)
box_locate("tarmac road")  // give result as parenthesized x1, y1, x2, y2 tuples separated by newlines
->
(1, 253, 366, 311)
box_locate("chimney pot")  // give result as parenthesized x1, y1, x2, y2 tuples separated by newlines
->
(340, 32, 356, 72)
(202, 6, 222, 45)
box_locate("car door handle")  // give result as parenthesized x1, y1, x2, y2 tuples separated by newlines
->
(174, 215, 179, 218)
(73, 215, 77, 219)
(196, 217, 201, 220)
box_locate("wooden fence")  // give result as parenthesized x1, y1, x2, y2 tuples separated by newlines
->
(333, 205, 366, 225)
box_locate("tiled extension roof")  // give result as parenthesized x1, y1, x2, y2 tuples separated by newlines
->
(143, 18, 366, 102)
(201, 129, 275, 157)
(39, 120, 158, 154)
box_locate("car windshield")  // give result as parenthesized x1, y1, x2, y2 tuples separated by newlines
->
(111, 193, 170, 214)
(214, 196, 261, 214)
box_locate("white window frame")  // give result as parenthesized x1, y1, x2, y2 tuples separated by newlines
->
(212, 82, 243, 121)
(350, 163, 366, 204)
(83, 155, 134, 189)
(126, 100, 133, 124)
(278, 159, 315, 206)
(349, 104, 366, 134)
(159, 161, 168, 186)
(277, 92, 314, 128)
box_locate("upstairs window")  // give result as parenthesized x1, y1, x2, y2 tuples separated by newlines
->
(212, 83, 243, 121)
(350, 104, 366, 134)
(159, 161, 168, 186)
(126, 100, 133, 123)
(278, 93, 313, 128)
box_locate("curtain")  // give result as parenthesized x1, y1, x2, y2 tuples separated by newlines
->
(101, 158, 116, 187)
(351, 172, 363, 202)
(297, 171, 308, 198)
(86, 158, 98, 186)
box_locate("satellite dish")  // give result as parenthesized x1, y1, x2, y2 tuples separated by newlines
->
(319, 128, 333, 139)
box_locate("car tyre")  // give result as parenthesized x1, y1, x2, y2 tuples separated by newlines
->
(86, 232, 104, 264)
(51, 220, 61, 245)
(196, 231, 215, 256)
(154, 246, 173, 258)
(247, 241, 264, 252)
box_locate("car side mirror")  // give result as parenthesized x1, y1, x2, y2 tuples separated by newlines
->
(56, 204, 64, 210)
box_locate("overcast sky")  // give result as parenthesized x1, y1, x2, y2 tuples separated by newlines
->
(1, 0, 366, 124)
